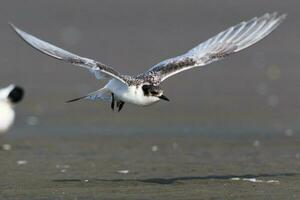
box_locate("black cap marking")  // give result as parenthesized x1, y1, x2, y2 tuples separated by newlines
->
(8, 86, 24, 103)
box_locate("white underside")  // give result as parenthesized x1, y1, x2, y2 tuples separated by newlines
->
(105, 79, 160, 106)
(0, 101, 15, 134)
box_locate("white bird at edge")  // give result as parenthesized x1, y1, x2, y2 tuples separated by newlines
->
(11, 12, 286, 112)
(0, 85, 24, 134)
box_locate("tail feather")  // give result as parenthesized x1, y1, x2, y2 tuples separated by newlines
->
(66, 96, 88, 103)
(66, 87, 111, 103)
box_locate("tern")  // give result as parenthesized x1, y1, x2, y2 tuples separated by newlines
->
(0, 85, 24, 134)
(11, 12, 285, 112)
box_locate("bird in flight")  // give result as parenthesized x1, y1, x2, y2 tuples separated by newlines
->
(0, 85, 24, 133)
(11, 12, 285, 112)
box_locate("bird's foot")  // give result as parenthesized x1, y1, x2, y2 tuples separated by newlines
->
(117, 101, 125, 112)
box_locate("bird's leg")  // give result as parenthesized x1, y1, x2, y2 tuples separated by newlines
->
(117, 101, 125, 112)
(111, 93, 115, 111)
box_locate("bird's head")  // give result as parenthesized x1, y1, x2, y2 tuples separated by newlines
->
(142, 84, 169, 101)
(0, 85, 24, 104)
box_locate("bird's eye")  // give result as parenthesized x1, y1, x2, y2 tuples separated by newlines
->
(142, 85, 151, 95)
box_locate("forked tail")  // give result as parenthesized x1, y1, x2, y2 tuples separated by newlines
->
(66, 87, 111, 103)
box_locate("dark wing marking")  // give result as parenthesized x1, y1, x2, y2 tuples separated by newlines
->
(10, 24, 128, 85)
(145, 12, 286, 82)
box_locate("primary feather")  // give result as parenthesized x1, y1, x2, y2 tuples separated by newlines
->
(145, 12, 286, 82)
(10, 23, 128, 85)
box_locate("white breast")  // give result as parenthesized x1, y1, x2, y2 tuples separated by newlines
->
(0, 101, 15, 134)
(105, 79, 159, 106)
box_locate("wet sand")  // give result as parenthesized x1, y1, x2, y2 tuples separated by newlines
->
(1, 132, 300, 199)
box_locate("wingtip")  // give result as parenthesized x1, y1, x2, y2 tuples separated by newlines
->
(269, 12, 287, 20)
(280, 13, 288, 20)
(258, 12, 287, 27)
(275, 13, 287, 26)
(8, 22, 23, 36)
(8, 22, 14, 27)
(8, 22, 18, 31)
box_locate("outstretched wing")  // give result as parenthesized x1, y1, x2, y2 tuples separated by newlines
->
(145, 12, 286, 82)
(10, 24, 128, 85)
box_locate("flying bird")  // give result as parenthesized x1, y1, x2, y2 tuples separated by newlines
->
(11, 13, 285, 112)
(0, 85, 24, 134)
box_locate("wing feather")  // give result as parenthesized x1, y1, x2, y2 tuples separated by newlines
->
(10, 24, 128, 85)
(145, 12, 286, 82)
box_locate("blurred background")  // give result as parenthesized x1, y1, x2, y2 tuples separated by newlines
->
(0, 0, 297, 136)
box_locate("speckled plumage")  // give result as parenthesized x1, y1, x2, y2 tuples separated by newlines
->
(11, 13, 286, 110)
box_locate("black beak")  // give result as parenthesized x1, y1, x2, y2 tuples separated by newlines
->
(159, 95, 170, 101)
